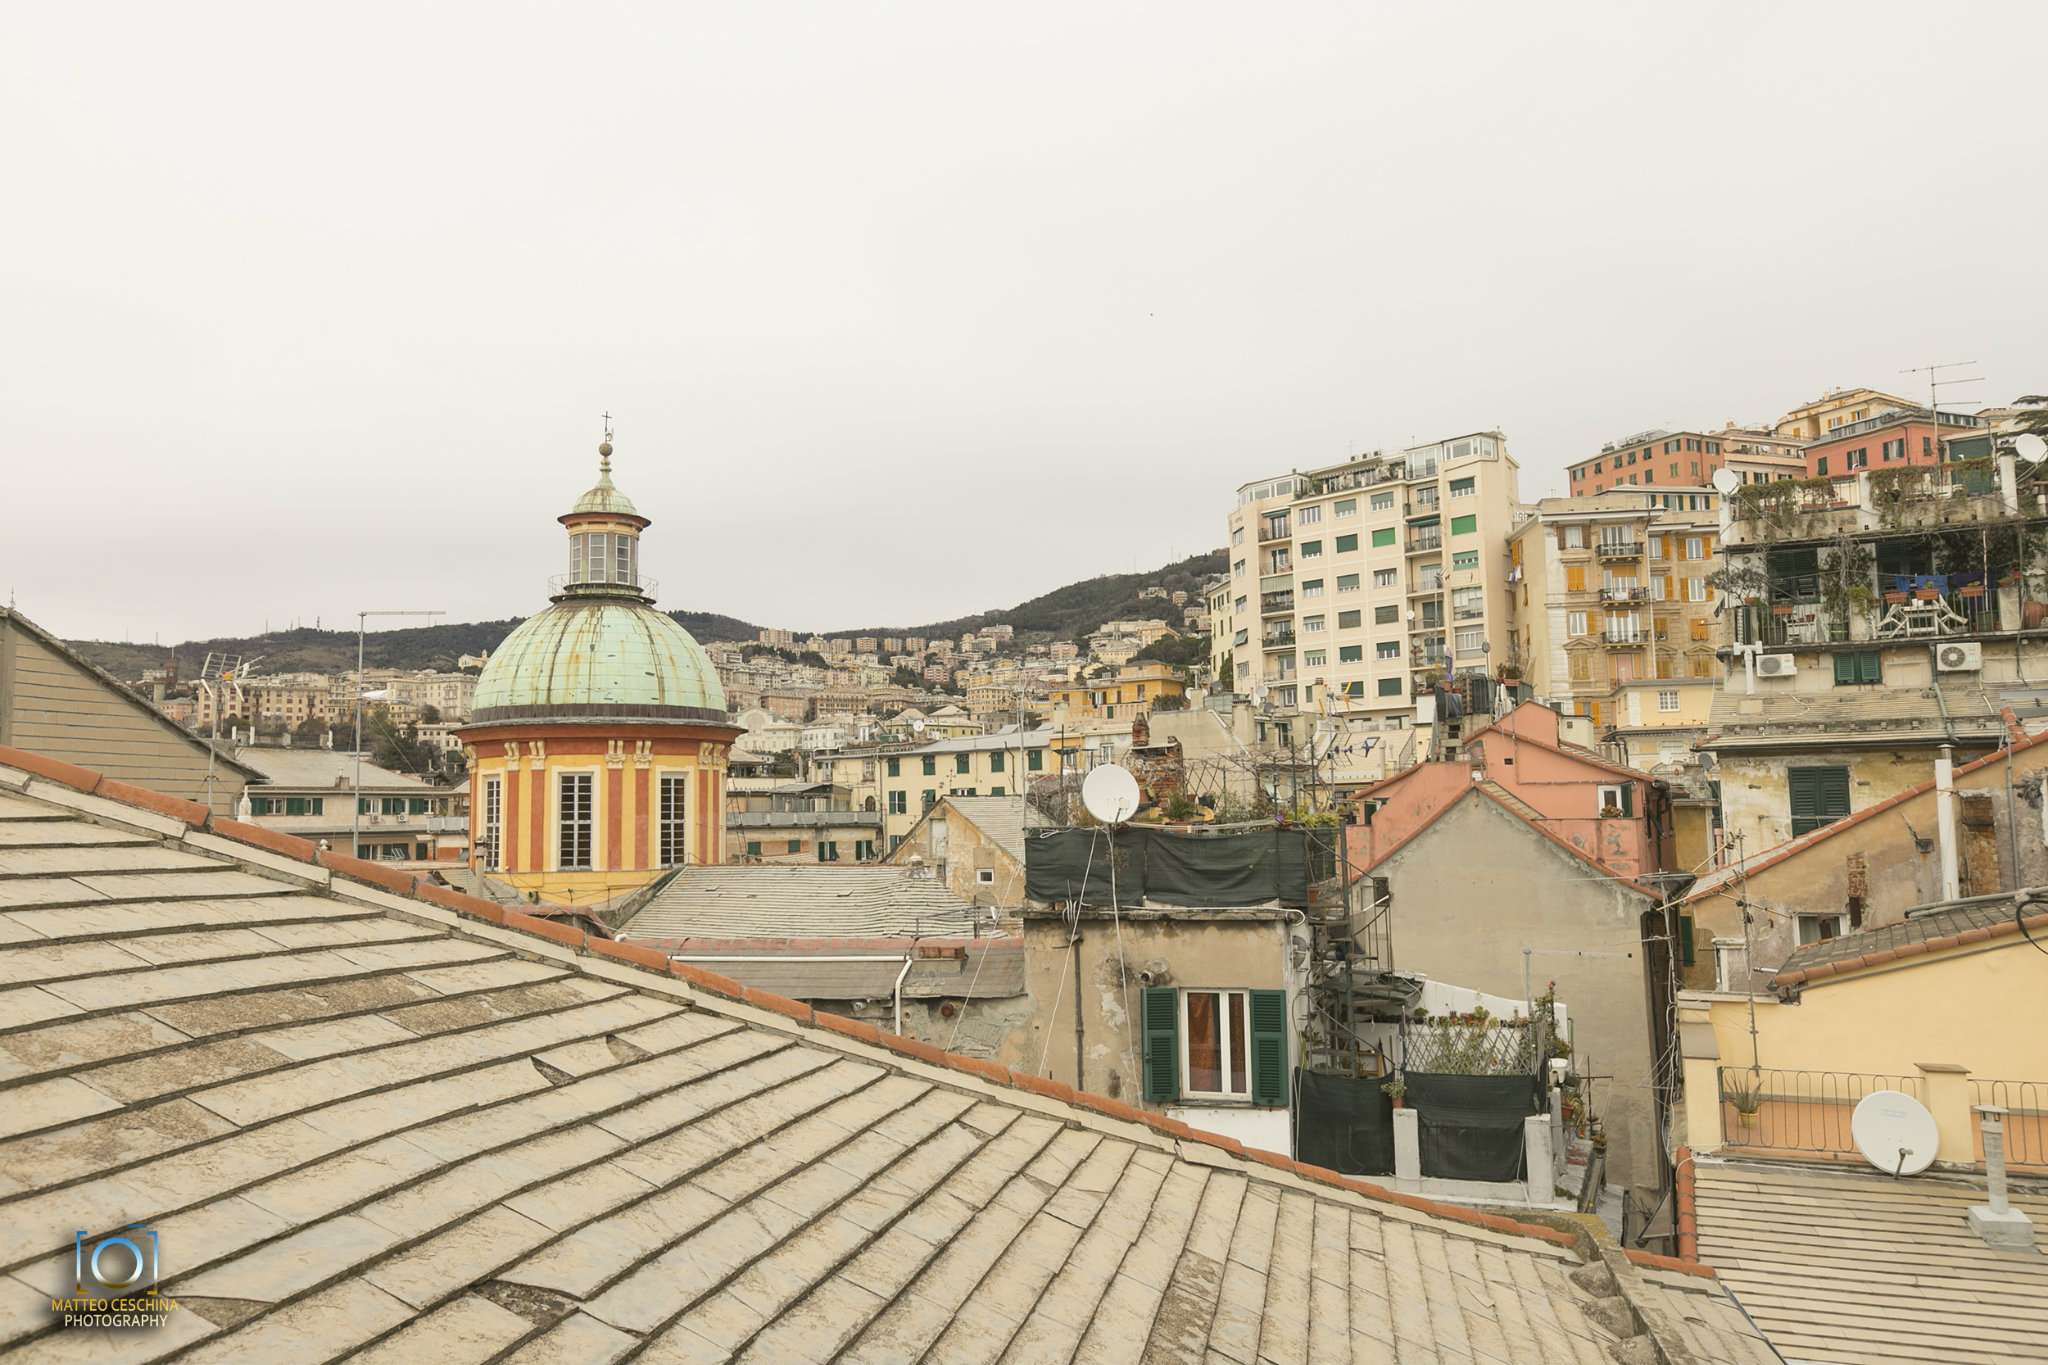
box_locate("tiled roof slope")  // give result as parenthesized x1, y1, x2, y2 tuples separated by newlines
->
(0, 747, 1771, 1364)
(1695, 1156, 2048, 1364)
(1772, 894, 2048, 987)
(621, 866, 982, 941)
(941, 795, 1032, 864)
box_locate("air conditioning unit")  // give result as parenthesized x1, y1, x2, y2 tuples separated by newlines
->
(1937, 641, 1983, 673)
(1754, 654, 1797, 678)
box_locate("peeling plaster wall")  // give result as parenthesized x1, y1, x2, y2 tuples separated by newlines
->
(1010, 911, 1297, 1125)
(1713, 744, 1981, 859)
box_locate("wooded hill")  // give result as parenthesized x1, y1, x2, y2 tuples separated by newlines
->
(66, 548, 1224, 679)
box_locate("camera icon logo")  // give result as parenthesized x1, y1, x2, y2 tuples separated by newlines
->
(74, 1224, 160, 1297)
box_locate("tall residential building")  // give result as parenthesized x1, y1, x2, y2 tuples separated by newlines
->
(1800, 405, 1990, 478)
(1224, 432, 1521, 729)
(1567, 428, 1733, 496)
(1772, 386, 1918, 441)
(1508, 488, 1724, 734)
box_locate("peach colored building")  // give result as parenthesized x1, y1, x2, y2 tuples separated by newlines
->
(1800, 407, 1990, 478)
(1349, 701, 1675, 882)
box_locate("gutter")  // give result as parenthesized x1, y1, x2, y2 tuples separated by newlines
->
(671, 950, 919, 1035)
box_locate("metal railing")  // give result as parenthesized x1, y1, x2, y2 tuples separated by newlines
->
(1595, 541, 1643, 560)
(1408, 533, 1442, 553)
(1971, 1078, 2048, 1168)
(1719, 1067, 1921, 1157)
(1262, 626, 1296, 648)
(1260, 592, 1294, 616)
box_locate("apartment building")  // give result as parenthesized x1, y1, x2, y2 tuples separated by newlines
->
(1509, 488, 1723, 731)
(1706, 443, 2048, 858)
(1566, 428, 1731, 496)
(1772, 385, 1917, 441)
(1047, 661, 1185, 721)
(1223, 431, 1521, 729)
(1802, 405, 1990, 478)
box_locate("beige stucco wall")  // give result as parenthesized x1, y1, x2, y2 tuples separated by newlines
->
(1712, 742, 1993, 863)
(1012, 910, 1294, 1116)
(884, 803, 1028, 908)
(1375, 794, 1665, 1196)
(1681, 738, 2048, 990)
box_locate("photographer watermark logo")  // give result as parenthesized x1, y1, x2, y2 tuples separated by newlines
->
(51, 1224, 180, 1329)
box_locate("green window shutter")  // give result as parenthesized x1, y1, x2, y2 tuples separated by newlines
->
(1142, 988, 1180, 1102)
(1833, 653, 1855, 685)
(310, 797, 324, 816)
(887, 758, 900, 777)
(1248, 989, 1289, 1107)
(1335, 534, 1358, 553)
(1450, 514, 1478, 536)
(1860, 651, 1881, 684)
(1789, 766, 1851, 836)
(1618, 783, 1634, 817)
(1029, 750, 1043, 771)
(1371, 528, 1396, 548)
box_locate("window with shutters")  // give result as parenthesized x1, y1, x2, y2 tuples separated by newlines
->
(481, 776, 502, 871)
(1833, 651, 1881, 686)
(658, 774, 687, 866)
(1142, 986, 1287, 1105)
(1788, 766, 1851, 836)
(557, 773, 594, 870)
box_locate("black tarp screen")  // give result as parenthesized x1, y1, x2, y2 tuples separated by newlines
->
(1023, 826, 1328, 908)
(1293, 1069, 1395, 1176)
(1404, 1072, 1541, 1183)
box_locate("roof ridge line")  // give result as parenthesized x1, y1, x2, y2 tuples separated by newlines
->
(0, 744, 1589, 1259)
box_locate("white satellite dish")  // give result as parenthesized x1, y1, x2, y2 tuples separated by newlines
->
(2014, 432, 2048, 465)
(912, 718, 925, 734)
(1851, 1089, 1940, 1176)
(1081, 765, 1141, 824)
(1710, 468, 1742, 496)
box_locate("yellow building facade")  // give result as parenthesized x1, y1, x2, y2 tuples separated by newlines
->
(1048, 662, 1185, 721)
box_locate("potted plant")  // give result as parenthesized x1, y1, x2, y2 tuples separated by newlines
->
(1380, 1076, 1406, 1109)
(1960, 582, 1986, 599)
(1724, 1076, 1763, 1134)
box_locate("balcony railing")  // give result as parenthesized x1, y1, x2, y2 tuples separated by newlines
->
(1601, 633, 1646, 648)
(1260, 593, 1295, 616)
(1599, 586, 1650, 603)
(1971, 1078, 2048, 1170)
(1408, 533, 1442, 553)
(1595, 540, 1643, 560)
(1408, 580, 1442, 597)
(1260, 520, 1291, 543)
(1738, 586, 1996, 647)
(1453, 606, 1484, 622)
(1262, 626, 1296, 648)
(1720, 1067, 1922, 1158)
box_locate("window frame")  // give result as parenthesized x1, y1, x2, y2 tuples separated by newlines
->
(657, 771, 688, 867)
(555, 770, 596, 871)
(1179, 988, 1251, 1100)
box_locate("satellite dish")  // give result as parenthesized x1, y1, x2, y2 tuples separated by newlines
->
(1851, 1090, 1940, 1176)
(912, 719, 925, 734)
(1081, 765, 1141, 824)
(2014, 433, 2048, 464)
(1710, 468, 1742, 496)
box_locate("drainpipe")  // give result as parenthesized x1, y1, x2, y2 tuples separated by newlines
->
(1935, 744, 1962, 903)
(892, 953, 915, 1036)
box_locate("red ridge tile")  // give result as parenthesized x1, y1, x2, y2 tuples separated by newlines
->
(207, 817, 321, 863)
(0, 747, 105, 793)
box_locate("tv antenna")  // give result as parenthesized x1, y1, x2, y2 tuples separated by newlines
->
(1900, 360, 1984, 455)
(1851, 1089, 1940, 1178)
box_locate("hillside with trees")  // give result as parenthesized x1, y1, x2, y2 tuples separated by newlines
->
(65, 549, 1224, 678)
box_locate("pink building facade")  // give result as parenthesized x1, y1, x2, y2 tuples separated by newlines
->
(1349, 702, 1675, 881)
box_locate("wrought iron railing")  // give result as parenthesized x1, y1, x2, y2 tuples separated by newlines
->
(1971, 1078, 2048, 1168)
(1719, 1067, 1921, 1157)
(1408, 533, 1442, 553)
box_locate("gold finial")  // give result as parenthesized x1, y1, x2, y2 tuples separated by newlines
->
(598, 411, 613, 472)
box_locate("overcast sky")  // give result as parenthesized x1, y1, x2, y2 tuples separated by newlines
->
(6, 3, 2045, 645)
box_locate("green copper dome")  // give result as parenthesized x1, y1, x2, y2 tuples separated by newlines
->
(471, 601, 729, 725)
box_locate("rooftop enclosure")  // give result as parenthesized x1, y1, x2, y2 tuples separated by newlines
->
(1021, 824, 1338, 909)
(1721, 450, 2048, 650)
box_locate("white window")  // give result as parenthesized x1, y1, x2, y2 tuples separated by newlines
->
(1685, 536, 1706, 560)
(1372, 569, 1396, 589)
(1298, 505, 1322, 525)
(1232, 527, 1244, 545)
(1651, 576, 1668, 601)
(1304, 615, 1326, 633)
(1648, 534, 1664, 559)
(1234, 596, 1247, 614)
(1454, 627, 1486, 655)
(615, 536, 634, 585)
(1233, 560, 1246, 577)
(1658, 689, 1680, 713)
(558, 773, 594, 870)
(1370, 492, 1394, 511)
(1376, 641, 1399, 659)
(588, 532, 612, 582)
(1563, 524, 1585, 548)
(1596, 784, 1628, 815)
(1797, 913, 1844, 945)
(1302, 650, 1327, 667)
(1567, 611, 1589, 637)
(976, 868, 995, 885)
(1335, 498, 1357, 516)
(1181, 989, 1249, 1098)
(658, 773, 688, 866)
(481, 776, 502, 872)
(1301, 580, 1325, 599)
(1686, 577, 1708, 602)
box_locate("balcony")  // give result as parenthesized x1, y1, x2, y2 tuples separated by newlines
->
(1599, 586, 1650, 603)
(1262, 625, 1297, 649)
(1595, 540, 1643, 561)
(1452, 606, 1485, 622)
(1407, 495, 1440, 519)
(1407, 533, 1442, 554)
(1259, 518, 1291, 543)
(1260, 592, 1295, 617)
(1262, 553, 1293, 575)
(1408, 578, 1443, 597)
(1601, 633, 1647, 649)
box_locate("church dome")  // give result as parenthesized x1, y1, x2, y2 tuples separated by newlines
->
(470, 601, 727, 724)
(467, 430, 729, 726)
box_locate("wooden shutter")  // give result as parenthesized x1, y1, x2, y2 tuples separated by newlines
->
(1789, 767, 1851, 835)
(1565, 566, 1586, 592)
(1248, 989, 1289, 1107)
(1142, 988, 1180, 1103)
(1617, 782, 1635, 817)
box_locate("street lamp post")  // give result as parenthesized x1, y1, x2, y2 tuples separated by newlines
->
(352, 609, 444, 857)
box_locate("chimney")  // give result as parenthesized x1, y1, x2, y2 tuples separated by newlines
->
(1935, 744, 1962, 903)
(1967, 1105, 2036, 1249)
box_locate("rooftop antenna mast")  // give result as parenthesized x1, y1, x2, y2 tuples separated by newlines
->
(1901, 360, 1984, 461)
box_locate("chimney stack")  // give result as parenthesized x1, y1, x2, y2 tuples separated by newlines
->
(1967, 1105, 2036, 1249)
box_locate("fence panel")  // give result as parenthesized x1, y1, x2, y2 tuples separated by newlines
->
(1971, 1079, 2048, 1170)
(1719, 1067, 1920, 1158)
